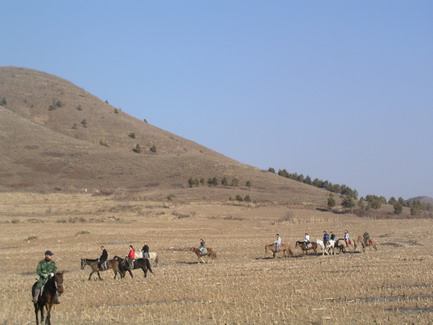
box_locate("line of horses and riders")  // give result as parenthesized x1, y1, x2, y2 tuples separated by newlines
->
(265, 231, 377, 258)
(31, 240, 215, 324)
(31, 233, 375, 324)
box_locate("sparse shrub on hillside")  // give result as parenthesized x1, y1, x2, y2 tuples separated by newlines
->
(133, 144, 142, 153)
(365, 195, 383, 210)
(221, 177, 228, 186)
(114, 108, 119, 114)
(246, 180, 251, 188)
(200, 178, 205, 185)
(235, 195, 243, 202)
(244, 195, 251, 202)
(327, 194, 336, 210)
(25, 235, 39, 242)
(207, 177, 218, 187)
(268, 167, 275, 174)
(105, 100, 109, 104)
(76, 105, 82, 111)
(230, 178, 239, 187)
(128, 132, 136, 139)
(48, 99, 63, 111)
(81, 119, 87, 128)
(143, 119, 148, 123)
(188, 178, 199, 188)
(0, 97, 6, 106)
(99, 139, 109, 147)
(393, 202, 403, 215)
(341, 196, 355, 211)
(71, 123, 78, 130)
(150, 145, 157, 153)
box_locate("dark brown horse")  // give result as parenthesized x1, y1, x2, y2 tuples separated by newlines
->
(32, 272, 64, 325)
(356, 236, 378, 252)
(113, 256, 153, 278)
(295, 241, 318, 255)
(80, 258, 119, 280)
(190, 247, 217, 263)
(264, 243, 294, 258)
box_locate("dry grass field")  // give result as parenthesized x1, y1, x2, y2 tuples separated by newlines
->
(1, 192, 433, 325)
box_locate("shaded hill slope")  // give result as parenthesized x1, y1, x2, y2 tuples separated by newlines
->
(0, 67, 327, 204)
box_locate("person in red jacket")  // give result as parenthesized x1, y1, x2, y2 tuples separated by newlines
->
(126, 245, 135, 270)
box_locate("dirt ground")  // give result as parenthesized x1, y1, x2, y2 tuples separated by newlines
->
(1, 193, 433, 324)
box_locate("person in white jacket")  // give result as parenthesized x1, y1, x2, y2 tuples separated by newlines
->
(274, 234, 282, 249)
(304, 233, 310, 248)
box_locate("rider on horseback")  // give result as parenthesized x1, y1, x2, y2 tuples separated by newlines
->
(98, 246, 108, 271)
(344, 230, 350, 245)
(274, 234, 282, 249)
(323, 231, 329, 247)
(330, 231, 336, 241)
(363, 232, 371, 246)
(304, 233, 310, 248)
(126, 245, 135, 270)
(33, 250, 59, 304)
(199, 239, 207, 254)
(141, 242, 149, 259)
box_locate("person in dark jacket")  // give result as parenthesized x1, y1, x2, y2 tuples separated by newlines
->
(98, 246, 108, 270)
(323, 231, 330, 246)
(141, 242, 149, 259)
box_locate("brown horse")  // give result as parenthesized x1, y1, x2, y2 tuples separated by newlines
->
(356, 236, 378, 252)
(337, 238, 357, 252)
(265, 243, 294, 258)
(32, 272, 64, 325)
(190, 247, 217, 263)
(113, 256, 153, 278)
(295, 241, 318, 255)
(80, 258, 119, 280)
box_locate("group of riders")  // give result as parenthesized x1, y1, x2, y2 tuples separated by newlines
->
(32, 242, 151, 304)
(274, 231, 372, 249)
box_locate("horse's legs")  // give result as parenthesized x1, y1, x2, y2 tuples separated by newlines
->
(45, 303, 52, 325)
(34, 303, 39, 325)
(97, 271, 102, 280)
(88, 271, 93, 281)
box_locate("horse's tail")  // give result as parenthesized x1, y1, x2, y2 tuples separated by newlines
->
(154, 254, 159, 265)
(287, 248, 294, 257)
(145, 258, 153, 273)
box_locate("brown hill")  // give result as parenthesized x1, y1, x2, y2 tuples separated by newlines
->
(0, 66, 327, 204)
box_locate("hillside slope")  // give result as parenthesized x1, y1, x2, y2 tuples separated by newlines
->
(0, 66, 327, 204)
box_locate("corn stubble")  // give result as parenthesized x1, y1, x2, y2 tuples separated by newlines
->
(0, 193, 433, 324)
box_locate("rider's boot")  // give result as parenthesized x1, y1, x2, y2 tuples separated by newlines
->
(33, 289, 40, 303)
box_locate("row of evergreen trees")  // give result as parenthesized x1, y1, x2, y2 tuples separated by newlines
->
(188, 177, 251, 188)
(270, 167, 432, 216)
(269, 168, 358, 199)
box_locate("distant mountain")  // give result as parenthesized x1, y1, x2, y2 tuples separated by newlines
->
(409, 196, 433, 206)
(0, 66, 327, 204)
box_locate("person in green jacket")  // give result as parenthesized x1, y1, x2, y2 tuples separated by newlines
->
(33, 250, 59, 303)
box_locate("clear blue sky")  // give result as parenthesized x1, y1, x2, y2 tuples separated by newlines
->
(2, 1, 433, 199)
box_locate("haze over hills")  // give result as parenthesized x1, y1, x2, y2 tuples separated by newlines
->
(0, 66, 328, 204)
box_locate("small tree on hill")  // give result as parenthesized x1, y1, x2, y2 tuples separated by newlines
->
(393, 202, 403, 215)
(133, 144, 142, 153)
(246, 180, 251, 189)
(327, 194, 336, 210)
(221, 177, 228, 186)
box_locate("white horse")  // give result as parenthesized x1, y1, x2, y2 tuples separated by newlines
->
(135, 251, 159, 266)
(316, 239, 335, 255)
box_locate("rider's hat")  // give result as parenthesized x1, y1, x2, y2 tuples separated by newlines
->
(44, 250, 54, 256)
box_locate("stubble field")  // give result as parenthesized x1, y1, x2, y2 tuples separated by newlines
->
(0, 193, 433, 324)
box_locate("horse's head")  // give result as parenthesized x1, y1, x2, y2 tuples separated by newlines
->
(80, 259, 86, 270)
(295, 242, 299, 249)
(54, 272, 64, 295)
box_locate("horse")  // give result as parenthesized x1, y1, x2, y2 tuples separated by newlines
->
(334, 238, 347, 253)
(134, 251, 160, 266)
(32, 272, 64, 325)
(294, 241, 318, 255)
(265, 243, 294, 258)
(316, 239, 336, 255)
(80, 258, 119, 280)
(113, 256, 153, 278)
(190, 247, 217, 263)
(356, 236, 378, 252)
